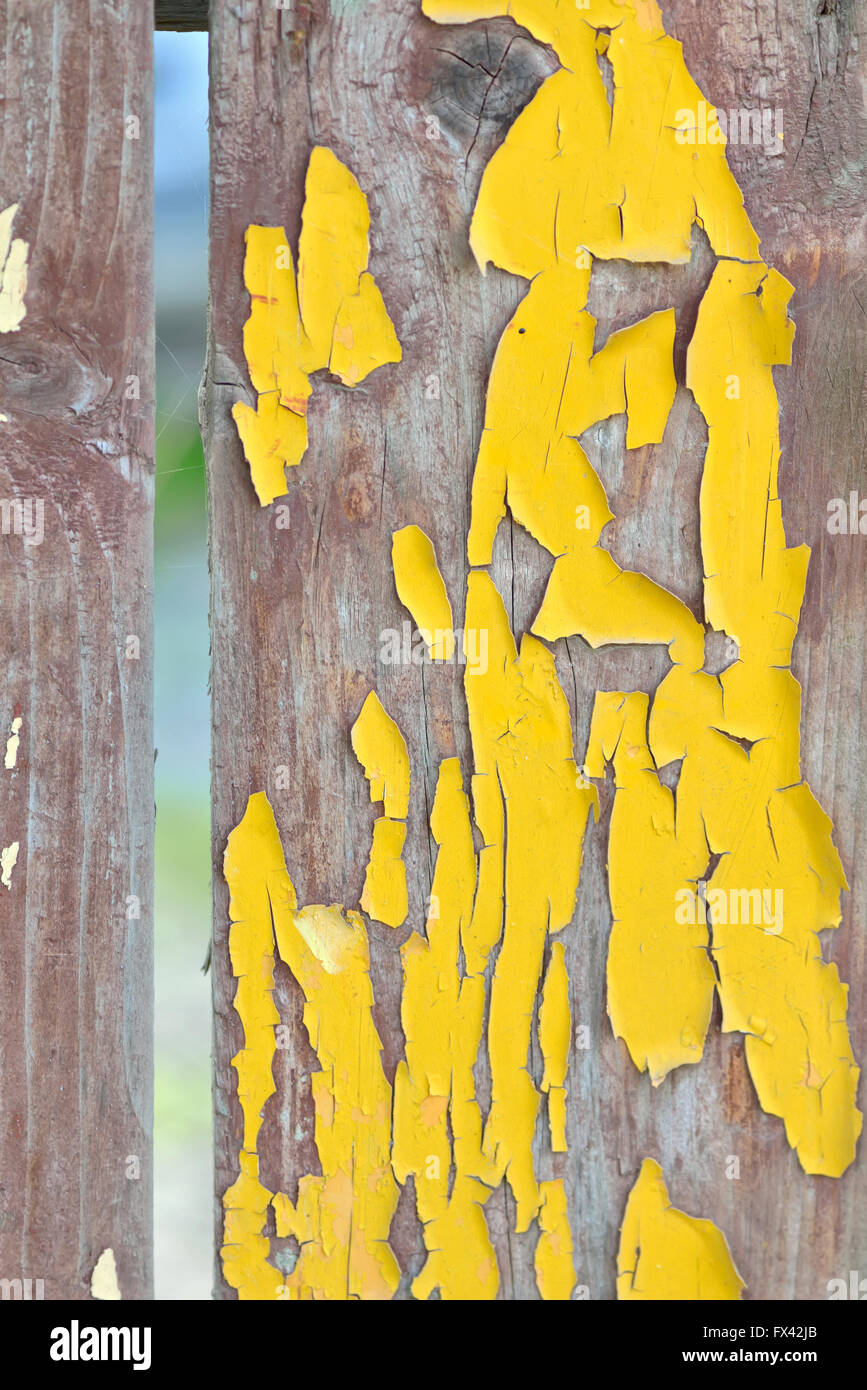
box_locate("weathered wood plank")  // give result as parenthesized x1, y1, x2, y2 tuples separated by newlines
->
(205, 0, 865, 1298)
(0, 0, 154, 1300)
(155, 0, 208, 30)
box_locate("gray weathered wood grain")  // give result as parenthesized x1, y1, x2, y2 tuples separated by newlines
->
(0, 0, 154, 1300)
(205, 0, 865, 1298)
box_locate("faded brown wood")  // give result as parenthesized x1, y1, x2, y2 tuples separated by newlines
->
(0, 1, 154, 1299)
(205, 0, 866, 1298)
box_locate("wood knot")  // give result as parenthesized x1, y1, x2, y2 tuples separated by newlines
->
(0, 325, 111, 417)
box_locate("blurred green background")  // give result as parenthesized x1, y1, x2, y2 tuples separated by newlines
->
(154, 30, 211, 1299)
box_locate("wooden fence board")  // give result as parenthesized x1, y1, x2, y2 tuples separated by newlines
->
(205, 0, 865, 1299)
(0, 0, 154, 1301)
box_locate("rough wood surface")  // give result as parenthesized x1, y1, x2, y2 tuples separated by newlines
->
(155, 0, 208, 30)
(205, 0, 865, 1298)
(0, 0, 154, 1300)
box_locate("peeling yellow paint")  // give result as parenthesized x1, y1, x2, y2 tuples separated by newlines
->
(439, 0, 758, 276)
(270, 896, 400, 1300)
(617, 1159, 744, 1300)
(1, 840, 18, 889)
(90, 1248, 122, 1301)
(391, 525, 455, 659)
(233, 148, 401, 505)
(222, 793, 398, 1300)
(585, 692, 715, 1084)
(351, 690, 409, 819)
(360, 815, 408, 928)
(4, 715, 22, 770)
(220, 793, 282, 1300)
(539, 941, 571, 1151)
(678, 261, 858, 1166)
(392, 757, 499, 1299)
(464, 571, 596, 1229)
(351, 691, 410, 927)
(429, 0, 859, 1178)
(0, 203, 28, 333)
(220, 0, 859, 1301)
(329, 271, 401, 387)
(535, 1179, 577, 1300)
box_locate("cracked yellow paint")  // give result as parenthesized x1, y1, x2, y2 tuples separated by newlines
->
(233, 147, 401, 505)
(329, 271, 401, 387)
(392, 757, 499, 1300)
(4, 715, 22, 769)
(220, 793, 282, 1300)
(424, 0, 859, 1179)
(351, 691, 409, 927)
(586, 692, 715, 1084)
(539, 941, 571, 1151)
(391, 525, 455, 659)
(617, 1159, 744, 1300)
(434, 0, 758, 274)
(222, 793, 398, 1300)
(632, 255, 859, 1174)
(464, 571, 596, 1230)
(360, 816, 408, 928)
(270, 898, 399, 1300)
(90, 1248, 122, 1301)
(535, 1179, 577, 1300)
(0, 204, 28, 333)
(351, 691, 409, 819)
(220, 0, 858, 1300)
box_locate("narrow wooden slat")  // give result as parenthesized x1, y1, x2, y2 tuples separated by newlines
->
(205, 0, 865, 1298)
(0, 0, 154, 1300)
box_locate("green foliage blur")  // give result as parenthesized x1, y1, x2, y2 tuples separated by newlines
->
(154, 28, 212, 1298)
(154, 414, 212, 1298)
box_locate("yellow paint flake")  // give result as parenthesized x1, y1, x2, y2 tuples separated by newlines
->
(392, 757, 500, 1299)
(464, 571, 596, 1229)
(0, 203, 28, 333)
(586, 692, 715, 1084)
(455, 1, 758, 275)
(465, 267, 704, 665)
(270, 897, 400, 1300)
(221, 793, 399, 1300)
(297, 148, 376, 368)
(4, 715, 21, 770)
(391, 525, 455, 659)
(539, 941, 571, 1151)
(330, 271, 401, 387)
(90, 1248, 122, 1301)
(351, 691, 410, 928)
(535, 1179, 577, 1300)
(464, 768, 504, 979)
(233, 148, 401, 505)
(351, 691, 409, 819)
(617, 1159, 744, 1300)
(539, 945, 572, 1150)
(236, 225, 310, 408)
(232, 390, 308, 509)
(220, 793, 283, 1300)
(360, 816, 408, 928)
